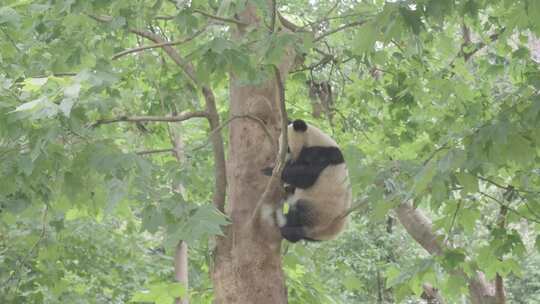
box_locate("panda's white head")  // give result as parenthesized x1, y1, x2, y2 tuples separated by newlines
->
(283, 119, 339, 161)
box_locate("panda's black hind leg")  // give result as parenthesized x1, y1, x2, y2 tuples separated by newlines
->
(280, 200, 316, 242)
(280, 226, 306, 243)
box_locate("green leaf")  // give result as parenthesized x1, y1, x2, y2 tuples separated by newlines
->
(455, 172, 478, 193)
(413, 161, 436, 194)
(444, 274, 468, 296)
(343, 276, 363, 291)
(442, 249, 466, 270)
(536, 235, 540, 254)
(459, 206, 480, 235)
(353, 22, 378, 54)
(0, 6, 20, 26)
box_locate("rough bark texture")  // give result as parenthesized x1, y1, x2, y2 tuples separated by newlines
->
(396, 202, 499, 304)
(211, 4, 295, 303)
(211, 77, 290, 303)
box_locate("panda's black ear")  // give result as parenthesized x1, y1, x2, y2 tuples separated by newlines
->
(292, 119, 307, 132)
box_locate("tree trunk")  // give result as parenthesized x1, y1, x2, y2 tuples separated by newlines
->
(175, 241, 189, 304)
(211, 4, 295, 303)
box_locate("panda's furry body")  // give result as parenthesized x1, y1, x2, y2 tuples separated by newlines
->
(263, 119, 352, 243)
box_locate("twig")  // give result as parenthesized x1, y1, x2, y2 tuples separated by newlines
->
(314, 20, 367, 42)
(91, 112, 208, 127)
(136, 148, 174, 155)
(155, 15, 175, 20)
(292, 55, 334, 73)
(28, 72, 77, 78)
(479, 191, 540, 224)
(1, 27, 21, 51)
(447, 200, 462, 243)
(274, 66, 289, 169)
(300, 13, 365, 30)
(249, 66, 289, 226)
(112, 27, 207, 60)
(270, 0, 277, 33)
(300, 1, 340, 30)
(423, 144, 449, 166)
(192, 114, 275, 151)
(192, 8, 246, 26)
(477, 175, 540, 194)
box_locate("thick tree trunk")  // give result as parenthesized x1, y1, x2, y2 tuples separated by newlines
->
(211, 4, 295, 303)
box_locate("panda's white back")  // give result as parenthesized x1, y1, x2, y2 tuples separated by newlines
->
(290, 163, 352, 240)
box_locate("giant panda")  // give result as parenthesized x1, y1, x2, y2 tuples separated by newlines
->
(262, 119, 352, 243)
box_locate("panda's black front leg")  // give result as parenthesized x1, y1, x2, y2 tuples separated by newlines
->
(281, 162, 325, 189)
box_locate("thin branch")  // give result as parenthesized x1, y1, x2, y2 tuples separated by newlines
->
(28, 72, 77, 78)
(92, 13, 227, 212)
(91, 112, 208, 127)
(446, 200, 462, 244)
(250, 66, 289, 225)
(423, 144, 450, 166)
(192, 8, 246, 26)
(477, 175, 540, 194)
(1, 27, 21, 51)
(292, 55, 334, 73)
(274, 66, 289, 170)
(128, 28, 199, 84)
(300, 1, 340, 30)
(314, 20, 367, 42)
(192, 114, 275, 151)
(155, 15, 175, 20)
(201, 87, 227, 212)
(463, 31, 502, 61)
(300, 13, 365, 30)
(270, 0, 277, 33)
(136, 148, 174, 155)
(478, 191, 540, 224)
(112, 27, 207, 60)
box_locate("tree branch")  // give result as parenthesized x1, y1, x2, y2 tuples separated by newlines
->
(91, 112, 208, 127)
(92, 14, 228, 211)
(251, 65, 288, 225)
(201, 87, 227, 212)
(136, 148, 174, 155)
(277, 12, 303, 32)
(478, 191, 540, 224)
(314, 20, 367, 42)
(112, 27, 207, 60)
(192, 8, 246, 26)
(192, 114, 275, 152)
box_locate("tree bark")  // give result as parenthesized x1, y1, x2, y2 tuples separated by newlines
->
(211, 3, 295, 303)
(175, 241, 189, 304)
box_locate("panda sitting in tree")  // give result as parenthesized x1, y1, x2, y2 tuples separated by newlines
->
(262, 119, 352, 243)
